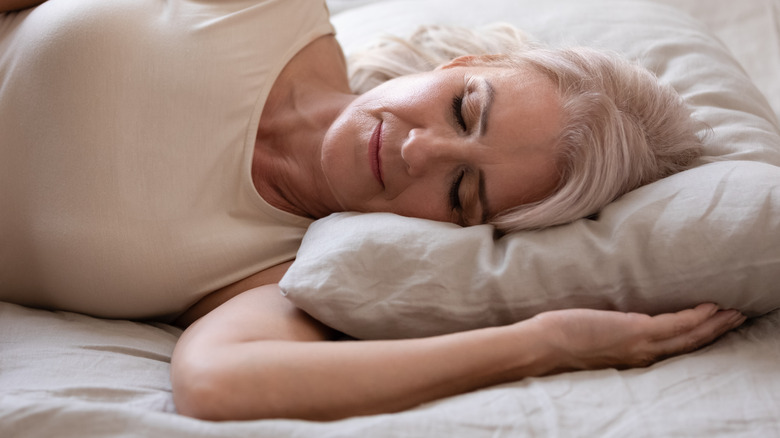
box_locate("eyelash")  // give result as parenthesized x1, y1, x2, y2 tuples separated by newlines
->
(449, 168, 466, 211)
(452, 95, 467, 131)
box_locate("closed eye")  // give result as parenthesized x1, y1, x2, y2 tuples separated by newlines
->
(452, 95, 467, 131)
(449, 168, 466, 211)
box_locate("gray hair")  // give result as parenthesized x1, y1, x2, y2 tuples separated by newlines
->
(349, 25, 704, 232)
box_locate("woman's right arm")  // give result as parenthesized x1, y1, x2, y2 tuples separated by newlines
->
(0, 0, 44, 13)
(171, 285, 745, 422)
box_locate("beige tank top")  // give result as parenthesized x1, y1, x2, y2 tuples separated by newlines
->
(0, 0, 334, 321)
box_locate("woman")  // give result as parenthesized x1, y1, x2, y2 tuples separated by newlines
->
(1, 0, 743, 422)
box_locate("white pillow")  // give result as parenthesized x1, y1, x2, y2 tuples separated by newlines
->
(280, 0, 780, 339)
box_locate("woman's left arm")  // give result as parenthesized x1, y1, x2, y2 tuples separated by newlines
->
(172, 284, 546, 421)
(171, 285, 744, 421)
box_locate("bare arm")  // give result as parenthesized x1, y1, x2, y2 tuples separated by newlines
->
(171, 285, 745, 422)
(0, 0, 44, 12)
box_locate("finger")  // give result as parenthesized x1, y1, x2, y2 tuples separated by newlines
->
(652, 308, 746, 358)
(647, 303, 720, 341)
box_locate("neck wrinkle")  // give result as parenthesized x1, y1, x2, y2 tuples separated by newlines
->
(252, 87, 357, 220)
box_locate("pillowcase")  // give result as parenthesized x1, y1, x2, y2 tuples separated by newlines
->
(279, 0, 780, 339)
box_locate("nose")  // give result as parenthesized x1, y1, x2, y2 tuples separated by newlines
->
(401, 128, 463, 176)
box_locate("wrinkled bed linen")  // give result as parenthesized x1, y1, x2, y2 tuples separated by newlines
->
(1, 301, 779, 438)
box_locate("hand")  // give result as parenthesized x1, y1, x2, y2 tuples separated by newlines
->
(528, 303, 746, 374)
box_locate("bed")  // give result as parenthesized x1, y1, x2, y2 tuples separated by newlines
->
(2, 0, 779, 436)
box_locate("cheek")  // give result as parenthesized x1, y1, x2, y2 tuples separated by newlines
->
(361, 74, 442, 113)
(491, 159, 561, 213)
(320, 107, 380, 211)
(375, 186, 450, 222)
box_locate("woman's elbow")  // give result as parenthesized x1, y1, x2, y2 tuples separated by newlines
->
(171, 347, 293, 421)
(171, 353, 229, 421)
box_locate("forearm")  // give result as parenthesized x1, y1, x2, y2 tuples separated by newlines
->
(173, 322, 552, 421)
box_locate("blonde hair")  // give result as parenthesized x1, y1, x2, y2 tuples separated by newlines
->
(349, 24, 531, 94)
(349, 25, 704, 233)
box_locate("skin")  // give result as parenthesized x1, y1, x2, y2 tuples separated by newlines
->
(252, 44, 563, 227)
(319, 60, 563, 226)
(7, 2, 748, 421)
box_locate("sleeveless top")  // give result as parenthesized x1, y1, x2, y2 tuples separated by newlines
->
(0, 0, 334, 321)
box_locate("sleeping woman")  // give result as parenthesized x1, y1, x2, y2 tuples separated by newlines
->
(0, 0, 745, 422)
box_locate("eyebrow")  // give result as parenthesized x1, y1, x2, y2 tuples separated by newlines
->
(478, 78, 495, 136)
(477, 78, 494, 223)
(478, 169, 491, 224)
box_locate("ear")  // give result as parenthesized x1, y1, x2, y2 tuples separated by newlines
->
(437, 55, 480, 70)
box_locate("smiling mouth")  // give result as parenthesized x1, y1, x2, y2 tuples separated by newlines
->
(369, 120, 384, 187)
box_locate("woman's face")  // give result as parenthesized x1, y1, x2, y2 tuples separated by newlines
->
(320, 61, 563, 225)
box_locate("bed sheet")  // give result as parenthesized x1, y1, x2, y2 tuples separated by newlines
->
(2, 301, 779, 438)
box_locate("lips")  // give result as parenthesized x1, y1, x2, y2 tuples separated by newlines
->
(369, 120, 384, 187)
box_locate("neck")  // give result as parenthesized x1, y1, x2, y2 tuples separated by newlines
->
(252, 35, 357, 219)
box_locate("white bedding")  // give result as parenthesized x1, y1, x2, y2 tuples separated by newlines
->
(2, 0, 780, 437)
(2, 301, 779, 437)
